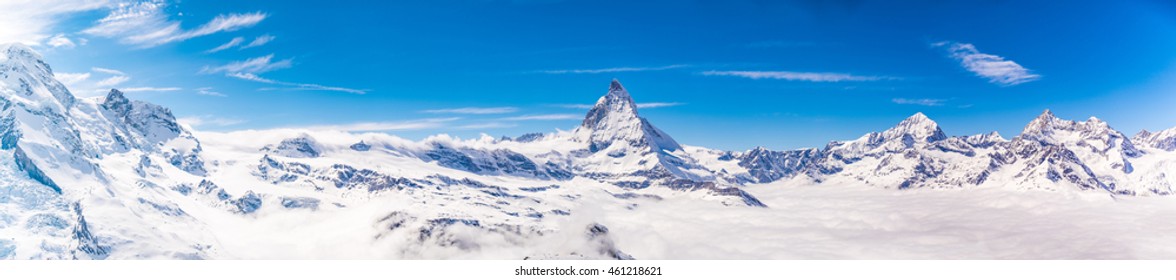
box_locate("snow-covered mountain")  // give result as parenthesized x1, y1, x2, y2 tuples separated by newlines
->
(575, 79, 682, 154)
(720, 108, 1175, 195)
(1134, 127, 1176, 151)
(3, 44, 1176, 259)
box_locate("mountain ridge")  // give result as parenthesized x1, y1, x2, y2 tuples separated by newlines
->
(3, 44, 1176, 260)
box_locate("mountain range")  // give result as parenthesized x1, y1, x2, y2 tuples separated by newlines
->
(1, 43, 1175, 259)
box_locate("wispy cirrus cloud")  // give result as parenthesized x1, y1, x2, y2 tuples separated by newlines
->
(423, 107, 518, 114)
(637, 102, 684, 109)
(933, 41, 1040, 86)
(228, 72, 368, 94)
(700, 70, 893, 82)
(91, 67, 126, 75)
(119, 86, 182, 92)
(94, 75, 130, 87)
(0, 0, 110, 46)
(240, 34, 275, 49)
(500, 114, 581, 121)
(294, 117, 460, 132)
(206, 55, 366, 94)
(55, 66, 178, 96)
(204, 35, 273, 53)
(538, 64, 688, 74)
(554, 104, 594, 109)
(83, 0, 266, 48)
(200, 54, 292, 74)
(46, 34, 80, 48)
(196, 87, 227, 97)
(457, 122, 517, 130)
(55, 72, 92, 86)
(891, 98, 946, 106)
(205, 37, 245, 53)
(178, 115, 245, 128)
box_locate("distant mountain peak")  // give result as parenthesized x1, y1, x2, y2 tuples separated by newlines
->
(1022, 109, 1068, 137)
(1135, 126, 1176, 151)
(1137, 129, 1152, 138)
(1021, 109, 1121, 139)
(882, 112, 947, 143)
(908, 112, 930, 121)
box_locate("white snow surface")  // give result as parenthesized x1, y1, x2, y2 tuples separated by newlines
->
(3, 44, 1176, 259)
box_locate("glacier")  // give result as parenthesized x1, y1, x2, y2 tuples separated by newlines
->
(3, 43, 1176, 259)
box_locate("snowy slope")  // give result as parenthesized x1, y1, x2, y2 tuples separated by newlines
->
(3, 44, 1176, 259)
(1134, 127, 1176, 151)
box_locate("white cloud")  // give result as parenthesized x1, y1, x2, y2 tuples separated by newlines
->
(46, 34, 77, 48)
(196, 87, 226, 97)
(228, 72, 368, 94)
(55, 66, 177, 96)
(637, 102, 684, 109)
(240, 34, 275, 49)
(205, 37, 244, 53)
(55, 72, 92, 87)
(91, 67, 126, 75)
(200, 54, 292, 74)
(295, 118, 460, 132)
(423, 107, 519, 114)
(0, 0, 111, 46)
(94, 75, 130, 87)
(257, 86, 367, 94)
(178, 115, 245, 128)
(554, 104, 594, 109)
(119, 86, 182, 92)
(83, 0, 266, 48)
(226, 72, 274, 83)
(457, 122, 517, 130)
(700, 70, 892, 82)
(500, 114, 581, 121)
(933, 41, 1040, 86)
(891, 98, 946, 106)
(539, 64, 688, 74)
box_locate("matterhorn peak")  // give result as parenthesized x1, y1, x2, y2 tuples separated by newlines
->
(609, 79, 628, 95)
(575, 79, 680, 153)
(882, 112, 947, 143)
(581, 79, 639, 127)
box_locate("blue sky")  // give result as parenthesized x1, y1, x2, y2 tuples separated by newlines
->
(6, 0, 1176, 150)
